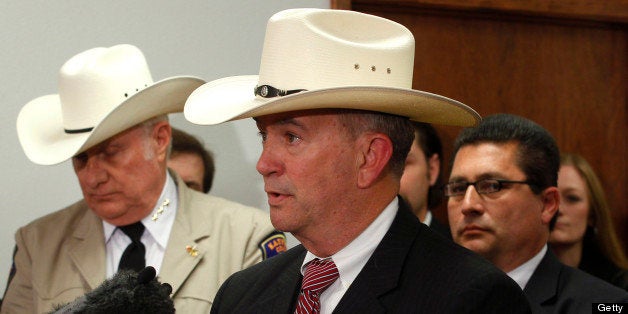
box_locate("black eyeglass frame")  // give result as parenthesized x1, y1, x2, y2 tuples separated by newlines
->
(442, 179, 536, 197)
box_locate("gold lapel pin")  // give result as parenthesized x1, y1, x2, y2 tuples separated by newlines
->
(185, 245, 199, 257)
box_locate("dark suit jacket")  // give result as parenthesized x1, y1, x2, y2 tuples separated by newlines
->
(211, 199, 532, 313)
(524, 249, 628, 314)
(428, 215, 452, 240)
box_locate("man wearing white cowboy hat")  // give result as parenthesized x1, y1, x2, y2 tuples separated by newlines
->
(185, 8, 532, 313)
(3, 44, 285, 313)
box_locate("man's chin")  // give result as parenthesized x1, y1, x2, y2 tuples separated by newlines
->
(89, 204, 127, 221)
(459, 238, 492, 256)
(269, 210, 298, 233)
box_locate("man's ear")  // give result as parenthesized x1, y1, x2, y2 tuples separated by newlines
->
(427, 153, 440, 186)
(540, 186, 560, 225)
(357, 133, 393, 189)
(152, 121, 171, 162)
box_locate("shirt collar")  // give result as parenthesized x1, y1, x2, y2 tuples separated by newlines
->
(423, 210, 433, 225)
(103, 171, 179, 249)
(301, 197, 399, 289)
(507, 245, 547, 289)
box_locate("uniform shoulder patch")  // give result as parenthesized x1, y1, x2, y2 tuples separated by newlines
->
(258, 231, 287, 259)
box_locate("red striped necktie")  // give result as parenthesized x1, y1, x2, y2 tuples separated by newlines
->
(294, 258, 339, 314)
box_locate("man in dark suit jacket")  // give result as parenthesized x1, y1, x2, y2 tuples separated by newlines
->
(212, 199, 530, 313)
(185, 8, 532, 313)
(446, 114, 628, 313)
(525, 250, 628, 313)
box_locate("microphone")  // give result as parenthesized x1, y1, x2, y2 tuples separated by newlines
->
(50, 266, 174, 313)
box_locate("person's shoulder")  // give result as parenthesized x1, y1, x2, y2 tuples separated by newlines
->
(211, 245, 304, 312)
(15, 199, 94, 251)
(187, 193, 268, 219)
(215, 245, 303, 298)
(580, 249, 628, 291)
(559, 263, 628, 301)
(610, 268, 628, 291)
(533, 261, 628, 312)
(19, 199, 90, 232)
(228, 245, 304, 282)
(396, 224, 530, 312)
(181, 192, 276, 239)
(407, 223, 520, 288)
(205, 194, 265, 214)
(415, 223, 496, 272)
(175, 174, 265, 215)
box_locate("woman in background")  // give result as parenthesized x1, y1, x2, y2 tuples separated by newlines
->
(549, 153, 628, 290)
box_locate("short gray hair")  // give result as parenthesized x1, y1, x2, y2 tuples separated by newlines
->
(336, 109, 414, 178)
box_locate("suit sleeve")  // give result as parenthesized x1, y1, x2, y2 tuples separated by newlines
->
(1, 228, 35, 314)
(446, 271, 532, 314)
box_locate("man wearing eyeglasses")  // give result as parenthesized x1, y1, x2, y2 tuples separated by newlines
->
(446, 113, 628, 312)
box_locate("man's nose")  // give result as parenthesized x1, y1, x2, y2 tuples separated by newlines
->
(81, 155, 108, 188)
(460, 185, 485, 216)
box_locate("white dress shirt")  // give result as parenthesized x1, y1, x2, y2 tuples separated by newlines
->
(300, 198, 398, 314)
(103, 172, 179, 277)
(507, 245, 547, 290)
(422, 209, 433, 225)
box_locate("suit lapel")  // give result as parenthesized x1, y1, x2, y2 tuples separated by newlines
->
(255, 247, 306, 313)
(68, 206, 106, 290)
(158, 224, 204, 296)
(158, 177, 206, 296)
(523, 249, 560, 306)
(333, 198, 419, 313)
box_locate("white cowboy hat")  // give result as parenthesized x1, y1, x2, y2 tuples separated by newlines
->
(184, 8, 480, 127)
(17, 44, 205, 165)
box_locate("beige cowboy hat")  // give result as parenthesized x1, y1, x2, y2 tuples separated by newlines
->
(184, 8, 480, 127)
(17, 44, 205, 165)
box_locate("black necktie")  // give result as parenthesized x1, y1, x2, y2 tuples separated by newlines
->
(118, 222, 146, 272)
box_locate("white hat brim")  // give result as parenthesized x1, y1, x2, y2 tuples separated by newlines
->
(184, 75, 480, 127)
(18, 76, 205, 165)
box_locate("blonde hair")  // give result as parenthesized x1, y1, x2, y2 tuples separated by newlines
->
(561, 153, 628, 268)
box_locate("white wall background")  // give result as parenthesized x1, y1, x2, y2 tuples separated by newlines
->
(0, 0, 329, 296)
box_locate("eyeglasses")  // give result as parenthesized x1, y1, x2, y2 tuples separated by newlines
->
(443, 179, 534, 197)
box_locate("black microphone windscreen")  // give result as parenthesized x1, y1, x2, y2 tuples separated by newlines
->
(137, 266, 156, 284)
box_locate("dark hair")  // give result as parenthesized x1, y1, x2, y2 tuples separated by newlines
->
(411, 122, 444, 209)
(170, 128, 215, 193)
(337, 109, 414, 178)
(452, 113, 559, 193)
